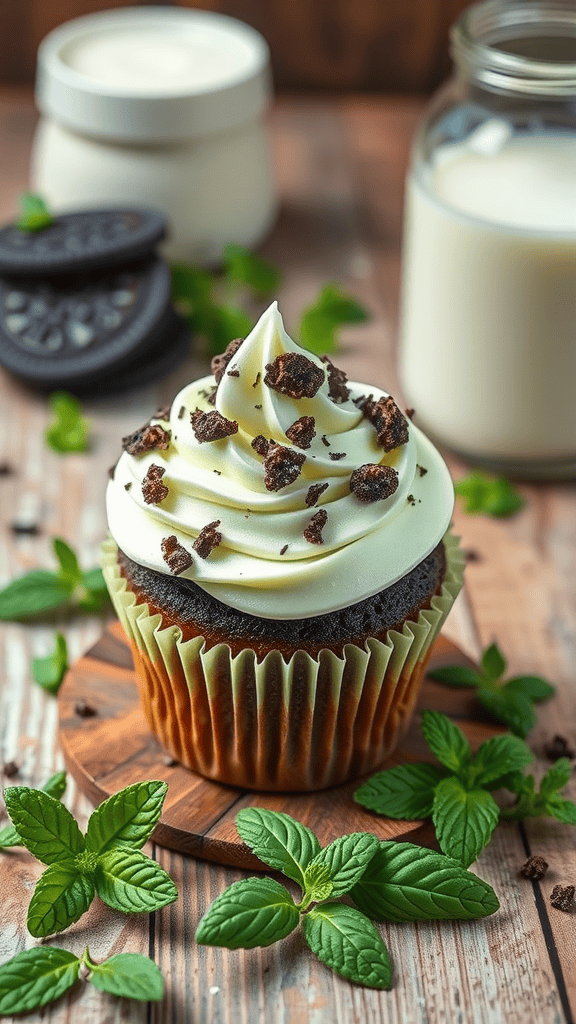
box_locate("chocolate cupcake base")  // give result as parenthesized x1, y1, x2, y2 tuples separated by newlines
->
(101, 530, 464, 791)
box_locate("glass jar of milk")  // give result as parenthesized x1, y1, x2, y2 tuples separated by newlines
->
(400, 0, 576, 477)
(31, 7, 277, 265)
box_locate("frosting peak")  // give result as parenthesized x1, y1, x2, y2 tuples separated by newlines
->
(106, 302, 454, 618)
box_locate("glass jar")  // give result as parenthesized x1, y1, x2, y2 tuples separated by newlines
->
(399, 0, 576, 478)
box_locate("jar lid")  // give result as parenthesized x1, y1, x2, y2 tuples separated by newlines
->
(35, 6, 272, 142)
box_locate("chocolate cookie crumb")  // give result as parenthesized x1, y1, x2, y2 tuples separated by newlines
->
(254, 404, 262, 410)
(362, 395, 409, 452)
(544, 735, 576, 761)
(11, 522, 40, 536)
(286, 415, 316, 450)
(227, 369, 240, 378)
(211, 337, 244, 384)
(321, 356, 350, 403)
(161, 535, 193, 575)
(280, 544, 288, 555)
(193, 520, 222, 559)
(304, 508, 328, 544)
(520, 856, 548, 880)
(417, 465, 428, 477)
(214, 470, 221, 475)
(122, 421, 171, 456)
(350, 464, 399, 502)
(191, 408, 238, 443)
(305, 482, 329, 507)
(550, 884, 575, 911)
(465, 548, 483, 564)
(3, 760, 19, 778)
(405, 407, 415, 420)
(178, 405, 185, 419)
(407, 494, 416, 506)
(0, 462, 14, 476)
(321, 435, 330, 447)
(124, 482, 132, 491)
(154, 405, 171, 421)
(142, 464, 169, 505)
(329, 452, 346, 461)
(108, 464, 116, 480)
(207, 388, 217, 406)
(75, 699, 97, 718)
(251, 434, 270, 457)
(264, 352, 325, 399)
(252, 373, 261, 388)
(264, 444, 306, 491)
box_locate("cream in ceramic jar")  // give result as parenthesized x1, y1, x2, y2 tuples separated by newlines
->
(31, 7, 276, 263)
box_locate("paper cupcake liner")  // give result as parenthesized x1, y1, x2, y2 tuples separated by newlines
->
(101, 530, 464, 791)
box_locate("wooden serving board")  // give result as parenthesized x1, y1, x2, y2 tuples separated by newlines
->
(58, 622, 501, 870)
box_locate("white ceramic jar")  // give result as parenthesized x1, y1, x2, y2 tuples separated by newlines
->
(31, 6, 277, 264)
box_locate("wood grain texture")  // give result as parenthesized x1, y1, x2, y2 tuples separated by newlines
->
(0, 88, 574, 1023)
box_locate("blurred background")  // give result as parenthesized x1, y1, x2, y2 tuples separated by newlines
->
(1, 0, 471, 93)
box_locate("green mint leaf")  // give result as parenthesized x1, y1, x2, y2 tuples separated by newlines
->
(0, 569, 72, 621)
(505, 675, 556, 701)
(0, 771, 67, 850)
(27, 863, 95, 937)
(540, 757, 572, 798)
(478, 686, 536, 738)
(86, 780, 167, 855)
(306, 833, 379, 898)
(349, 841, 499, 922)
(4, 787, 84, 864)
(427, 665, 481, 687)
(490, 769, 526, 794)
(196, 877, 299, 949)
(53, 537, 82, 587)
(454, 472, 525, 518)
(546, 797, 576, 824)
(432, 778, 499, 868)
(223, 244, 282, 297)
(420, 709, 471, 774)
(303, 903, 391, 990)
(206, 305, 252, 357)
(81, 567, 107, 594)
(301, 862, 334, 902)
(354, 763, 447, 818)
(16, 193, 54, 233)
(32, 632, 69, 695)
(45, 391, 89, 454)
(471, 734, 534, 788)
(300, 284, 370, 355)
(0, 946, 79, 1015)
(0, 823, 21, 848)
(481, 642, 506, 679)
(170, 263, 213, 306)
(236, 808, 320, 889)
(94, 848, 178, 914)
(86, 951, 164, 1002)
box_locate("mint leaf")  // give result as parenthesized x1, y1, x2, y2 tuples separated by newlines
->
(427, 665, 481, 687)
(94, 849, 178, 913)
(490, 769, 525, 794)
(354, 763, 447, 818)
(0, 947, 79, 1015)
(0, 570, 72, 621)
(301, 863, 334, 902)
(505, 675, 555, 701)
(303, 903, 391, 990)
(16, 193, 54, 232)
(546, 797, 576, 824)
(4, 787, 84, 864)
(86, 780, 167, 855)
(350, 841, 499, 922)
(196, 877, 299, 949)
(223, 244, 282, 297)
(33, 632, 69, 695)
(236, 808, 320, 889)
(478, 686, 536, 738)
(171, 263, 213, 306)
(80, 567, 107, 594)
(205, 305, 252, 357)
(86, 951, 164, 1002)
(53, 537, 82, 587)
(455, 472, 525, 518)
(45, 391, 89, 454)
(481, 642, 506, 679)
(420, 710, 471, 774)
(433, 778, 499, 868)
(0, 771, 67, 849)
(471, 734, 534, 787)
(306, 834, 379, 898)
(540, 758, 572, 798)
(299, 285, 370, 355)
(27, 863, 95, 938)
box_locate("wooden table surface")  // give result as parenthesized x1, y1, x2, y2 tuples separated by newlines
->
(0, 89, 575, 1024)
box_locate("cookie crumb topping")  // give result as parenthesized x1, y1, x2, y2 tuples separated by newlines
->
(305, 482, 329, 507)
(211, 337, 244, 384)
(520, 856, 548, 880)
(264, 352, 325, 399)
(321, 434, 330, 447)
(550, 884, 575, 912)
(227, 368, 240, 378)
(362, 394, 409, 452)
(193, 520, 222, 559)
(122, 421, 171, 456)
(286, 415, 316, 450)
(304, 508, 328, 544)
(178, 405, 185, 419)
(405, 407, 415, 420)
(252, 372, 261, 388)
(191, 408, 238, 443)
(350, 464, 399, 502)
(280, 544, 288, 555)
(329, 452, 346, 461)
(417, 464, 428, 477)
(264, 443, 306, 491)
(251, 434, 270, 457)
(161, 535, 193, 575)
(321, 356, 350, 403)
(142, 464, 169, 505)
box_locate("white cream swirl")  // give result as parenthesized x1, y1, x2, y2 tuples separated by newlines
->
(106, 302, 454, 618)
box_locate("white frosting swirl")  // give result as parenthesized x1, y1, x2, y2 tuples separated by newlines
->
(106, 303, 454, 618)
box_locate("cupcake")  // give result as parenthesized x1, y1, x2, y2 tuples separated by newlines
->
(102, 302, 463, 791)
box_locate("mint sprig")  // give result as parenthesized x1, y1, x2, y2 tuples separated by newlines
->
(0, 771, 66, 850)
(455, 471, 525, 517)
(3, 780, 176, 937)
(45, 391, 90, 453)
(0, 536, 108, 621)
(0, 946, 163, 1015)
(428, 641, 556, 737)
(16, 193, 54, 233)
(499, 758, 576, 823)
(223, 244, 282, 298)
(196, 808, 499, 990)
(32, 632, 68, 695)
(299, 284, 370, 355)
